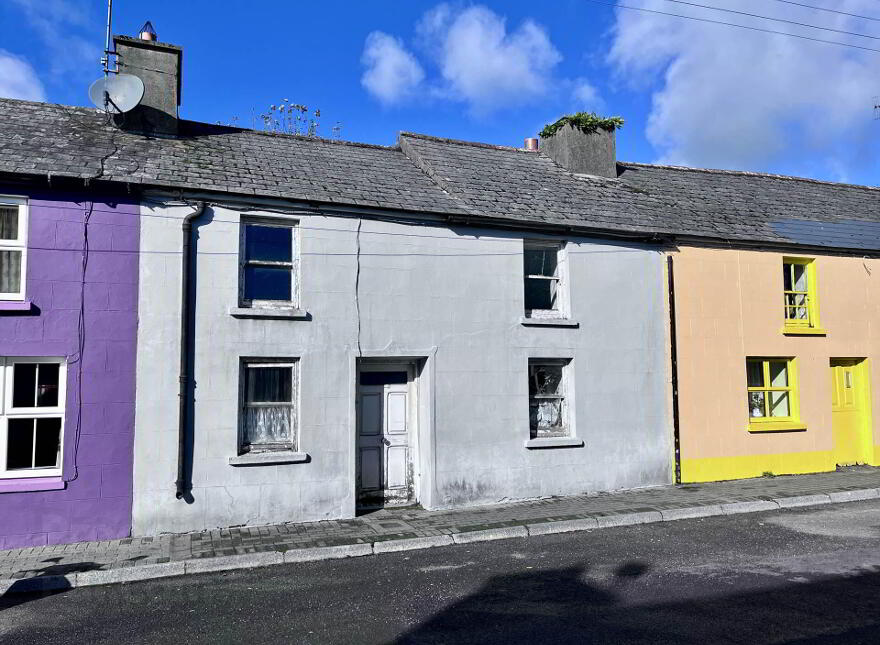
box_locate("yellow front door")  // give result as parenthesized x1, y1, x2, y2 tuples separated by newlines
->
(830, 359, 870, 466)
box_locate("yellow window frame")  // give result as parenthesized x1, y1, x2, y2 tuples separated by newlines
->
(746, 357, 806, 432)
(782, 258, 824, 335)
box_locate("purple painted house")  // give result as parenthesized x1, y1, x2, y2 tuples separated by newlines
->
(0, 191, 138, 549)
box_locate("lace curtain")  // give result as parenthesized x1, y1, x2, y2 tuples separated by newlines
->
(243, 406, 293, 447)
(0, 251, 21, 294)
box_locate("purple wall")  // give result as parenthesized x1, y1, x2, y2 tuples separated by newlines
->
(0, 191, 139, 549)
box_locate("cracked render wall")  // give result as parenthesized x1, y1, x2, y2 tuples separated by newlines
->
(0, 190, 139, 549)
(132, 199, 672, 535)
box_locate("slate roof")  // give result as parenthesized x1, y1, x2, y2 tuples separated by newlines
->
(399, 133, 880, 252)
(0, 98, 466, 215)
(1, 97, 879, 252)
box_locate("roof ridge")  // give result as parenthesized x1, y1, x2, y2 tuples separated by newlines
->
(184, 121, 400, 151)
(399, 131, 535, 153)
(0, 96, 100, 116)
(0, 98, 401, 153)
(621, 160, 880, 192)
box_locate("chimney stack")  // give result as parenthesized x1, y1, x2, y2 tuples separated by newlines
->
(539, 122, 618, 178)
(113, 24, 182, 136)
(524, 137, 539, 151)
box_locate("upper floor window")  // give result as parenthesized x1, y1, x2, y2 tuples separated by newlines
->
(0, 197, 27, 301)
(523, 241, 566, 318)
(746, 357, 804, 431)
(0, 357, 66, 479)
(783, 258, 820, 332)
(239, 359, 298, 454)
(239, 219, 297, 308)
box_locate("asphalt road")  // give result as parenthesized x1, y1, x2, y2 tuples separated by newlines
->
(4, 499, 880, 644)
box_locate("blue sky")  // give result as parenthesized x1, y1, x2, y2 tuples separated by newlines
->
(1, 0, 878, 185)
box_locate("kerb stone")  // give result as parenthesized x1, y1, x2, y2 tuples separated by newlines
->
(373, 536, 453, 553)
(451, 526, 528, 544)
(185, 551, 283, 575)
(526, 518, 599, 536)
(283, 543, 373, 563)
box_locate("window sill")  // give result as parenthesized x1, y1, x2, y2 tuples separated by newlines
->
(0, 300, 33, 313)
(0, 476, 65, 493)
(520, 317, 580, 328)
(229, 306, 311, 320)
(228, 451, 309, 466)
(782, 327, 826, 336)
(747, 421, 808, 433)
(525, 437, 584, 449)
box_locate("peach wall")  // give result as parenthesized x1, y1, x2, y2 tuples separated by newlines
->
(673, 246, 879, 479)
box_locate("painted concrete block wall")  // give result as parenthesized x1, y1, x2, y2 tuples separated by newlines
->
(673, 246, 880, 481)
(0, 190, 139, 549)
(133, 199, 671, 535)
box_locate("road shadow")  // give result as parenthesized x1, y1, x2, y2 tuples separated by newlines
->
(394, 562, 880, 644)
(0, 559, 103, 611)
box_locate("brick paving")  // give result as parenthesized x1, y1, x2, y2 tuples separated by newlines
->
(3, 466, 880, 582)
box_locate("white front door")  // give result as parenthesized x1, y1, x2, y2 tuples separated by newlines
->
(357, 368, 414, 507)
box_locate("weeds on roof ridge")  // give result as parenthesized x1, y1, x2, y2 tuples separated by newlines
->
(540, 112, 624, 139)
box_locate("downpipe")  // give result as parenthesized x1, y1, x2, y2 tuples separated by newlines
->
(176, 201, 206, 499)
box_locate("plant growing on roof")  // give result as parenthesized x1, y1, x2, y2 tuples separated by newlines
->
(259, 99, 343, 139)
(539, 112, 624, 139)
(218, 98, 343, 139)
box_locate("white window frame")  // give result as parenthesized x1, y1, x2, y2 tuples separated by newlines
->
(238, 358, 299, 455)
(0, 196, 28, 302)
(528, 358, 572, 439)
(523, 240, 568, 319)
(0, 357, 66, 479)
(238, 217, 299, 309)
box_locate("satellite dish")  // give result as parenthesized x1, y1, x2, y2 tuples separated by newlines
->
(88, 73, 145, 113)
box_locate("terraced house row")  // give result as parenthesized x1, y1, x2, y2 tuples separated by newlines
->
(0, 31, 877, 548)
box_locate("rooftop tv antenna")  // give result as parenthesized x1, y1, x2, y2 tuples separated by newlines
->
(88, 0, 144, 114)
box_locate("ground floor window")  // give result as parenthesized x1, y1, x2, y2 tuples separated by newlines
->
(0, 357, 66, 478)
(746, 357, 800, 427)
(528, 359, 571, 439)
(239, 359, 298, 454)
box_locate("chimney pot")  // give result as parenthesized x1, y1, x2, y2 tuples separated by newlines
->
(138, 20, 157, 41)
(524, 137, 539, 151)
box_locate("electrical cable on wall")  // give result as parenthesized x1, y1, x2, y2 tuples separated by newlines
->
(66, 199, 95, 483)
(355, 218, 363, 357)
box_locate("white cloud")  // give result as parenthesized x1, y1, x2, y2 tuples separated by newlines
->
(9, 0, 98, 81)
(0, 50, 46, 101)
(361, 4, 579, 114)
(607, 0, 877, 174)
(572, 78, 602, 110)
(420, 5, 562, 112)
(361, 32, 425, 105)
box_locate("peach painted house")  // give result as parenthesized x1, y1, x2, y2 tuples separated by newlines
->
(653, 169, 880, 483)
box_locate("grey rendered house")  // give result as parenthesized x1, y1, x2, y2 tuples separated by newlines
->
(129, 131, 676, 533)
(133, 136, 676, 533)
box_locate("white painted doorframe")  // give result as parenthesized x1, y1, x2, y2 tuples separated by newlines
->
(356, 361, 420, 508)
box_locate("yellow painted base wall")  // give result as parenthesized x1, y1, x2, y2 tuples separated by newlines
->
(673, 247, 880, 483)
(681, 451, 835, 483)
